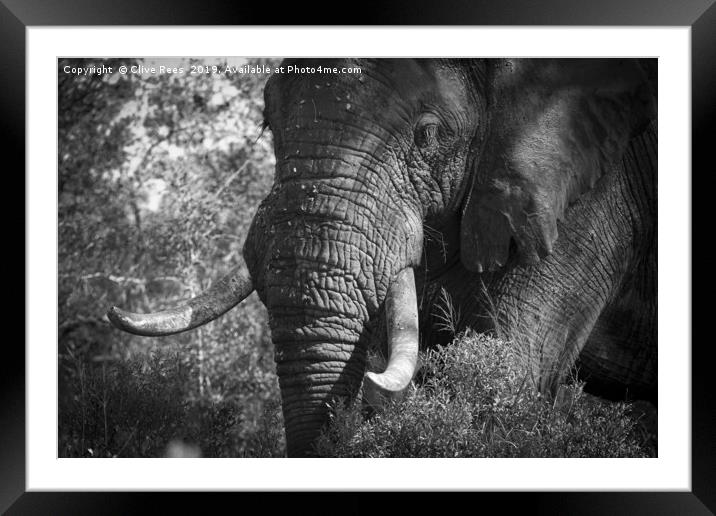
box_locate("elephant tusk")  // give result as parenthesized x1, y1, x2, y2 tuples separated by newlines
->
(364, 267, 419, 393)
(107, 263, 253, 337)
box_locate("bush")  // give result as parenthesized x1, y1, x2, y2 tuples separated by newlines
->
(58, 324, 286, 458)
(58, 57, 286, 458)
(315, 330, 654, 458)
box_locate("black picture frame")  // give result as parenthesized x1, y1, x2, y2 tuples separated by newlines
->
(6, 0, 712, 513)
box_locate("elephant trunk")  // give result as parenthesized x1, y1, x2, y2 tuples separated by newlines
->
(272, 320, 366, 456)
(269, 266, 420, 456)
(266, 260, 369, 456)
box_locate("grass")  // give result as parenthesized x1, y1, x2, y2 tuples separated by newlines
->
(59, 347, 286, 458)
(58, 296, 287, 458)
(315, 330, 655, 458)
(59, 353, 284, 457)
(59, 317, 655, 458)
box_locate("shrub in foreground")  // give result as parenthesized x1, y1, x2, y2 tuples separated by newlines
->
(315, 331, 654, 458)
(59, 340, 285, 458)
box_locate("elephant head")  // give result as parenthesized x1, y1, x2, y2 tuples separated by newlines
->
(108, 59, 656, 456)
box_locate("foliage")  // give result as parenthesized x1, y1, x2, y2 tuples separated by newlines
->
(58, 57, 284, 457)
(315, 330, 655, 458)
(59, 342, 285, 457)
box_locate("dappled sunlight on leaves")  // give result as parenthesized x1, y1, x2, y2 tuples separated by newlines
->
(59, 57, 285, 457)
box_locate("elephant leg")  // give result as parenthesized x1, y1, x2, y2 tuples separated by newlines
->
(575, 268, 657, 401)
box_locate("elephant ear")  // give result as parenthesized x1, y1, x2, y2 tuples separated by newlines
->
(460, 58, 656, 272)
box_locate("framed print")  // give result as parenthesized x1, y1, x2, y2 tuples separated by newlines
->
(7, 0, 712, 512)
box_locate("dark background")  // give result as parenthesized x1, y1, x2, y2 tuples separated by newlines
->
(5, 0, 712, 513)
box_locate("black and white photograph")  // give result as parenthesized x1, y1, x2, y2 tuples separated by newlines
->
(58, 57, 658, 459)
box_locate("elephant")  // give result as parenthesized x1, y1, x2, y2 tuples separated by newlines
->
(108, 58, 657, 457)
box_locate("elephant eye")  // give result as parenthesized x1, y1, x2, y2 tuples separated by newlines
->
(415, 122, 439, 148)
